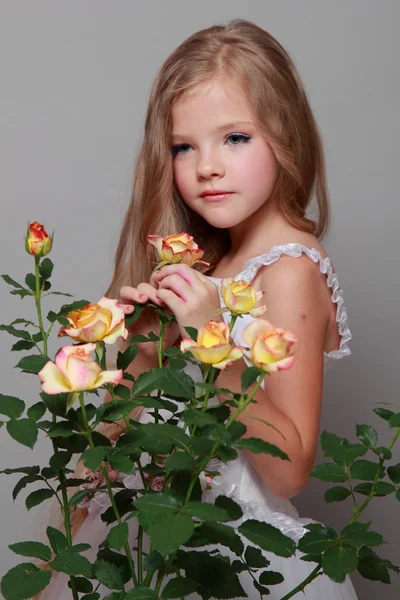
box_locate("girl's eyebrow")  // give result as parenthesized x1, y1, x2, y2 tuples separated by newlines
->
(171, 120, 255, 140)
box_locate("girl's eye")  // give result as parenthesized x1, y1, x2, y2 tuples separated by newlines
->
(171, 133, 252, 156)
(226, 133, 252, 146)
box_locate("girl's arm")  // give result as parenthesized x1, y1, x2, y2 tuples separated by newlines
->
(215, 256, 330, 499)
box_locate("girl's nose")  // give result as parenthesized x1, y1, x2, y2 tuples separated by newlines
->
(196, 152, 225, 180)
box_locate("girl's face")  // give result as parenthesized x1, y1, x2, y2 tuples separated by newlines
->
(171, 77, 279, 230)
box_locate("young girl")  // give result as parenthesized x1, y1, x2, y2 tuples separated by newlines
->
(40, 18, 356, 599)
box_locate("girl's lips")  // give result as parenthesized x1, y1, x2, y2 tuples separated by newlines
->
(201, 192, 234, 202)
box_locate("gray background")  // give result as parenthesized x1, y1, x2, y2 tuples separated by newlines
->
(0, 1, 399, 598)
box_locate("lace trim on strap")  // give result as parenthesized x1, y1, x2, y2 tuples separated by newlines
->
(235, 243, 352, 360)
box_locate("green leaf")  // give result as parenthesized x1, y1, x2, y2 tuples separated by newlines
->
(1, 274, 26, 289)
(150, 513, 194, 556)
(26, 488, 54, 510)
(40, 391, 68, 417)
(373, 407, 395, 422)
(373, 446, 392, 460)
(165, 452, 195, 472)
(320, 431, 367, 464)
(125, 588, 158, 599)
(182, 409, 217, 426)
(9, 541, 51, 562)
(68, 576, 93, 593)
(324, 486, 352, 503)
(46, 525, 68, 554)
(350, 460, 384, 481)
(197, 522, 244, 556)
(25, 273, 36, 292)
(341, 522, 384, 547)
(7, 418, 38, 448)
(15, 354, 50, 374)
(134, 492, 180, 514)
(0, 562, 52, 599)
(97, 400, 137, 423)
(82, 446, 105, 471)
(39, 258, 54, 281)
(245, 546, 270, 568)
(182, 501, 230, 521)
(161, 576, 199, 598)
(12, 474, 42, 500)
(311, 463, 348, 482)
(387, 463, 400, 484)
(49, 451, 71, 471)
(239, 519, 296, 557)
(11, 340, 36, 352)
(357, 547, 397, 583)
(113, 384, 131, 400)
(0, 323, 32, 340)
(50, 550, 92, 576)
(69, 489, 94, 508)
(183, 326, 198, 341)
(94, 559, 124, 590)
(133, 368, 195, 399)
(47, 422, 76, 437)
(298, 524, 339, 554)
(143, 550, 163, 571)
(27, 401, 46, 422)
(356, 424, 378, 448)
(214, 495, 243, 521)
(353, 481, 396, 496)
(107, 523, 129, 551)
(140, 423, 191, 449)
(10, 288, 33, 298)
(81, 594, 100, 600)
(322, 545, 358, 583)
(259, 570, 284, 585)
(1, 466, 40, 475)
(0, 394, 25, 418)
(389, 412, 400, 428)
(117, 344, 139, 371)
(234, 437, 289, 460)
(109, 455, 136, 473)
(241, 366, 261, 393)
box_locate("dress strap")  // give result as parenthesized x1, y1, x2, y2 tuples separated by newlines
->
(235, 243, 352, 360)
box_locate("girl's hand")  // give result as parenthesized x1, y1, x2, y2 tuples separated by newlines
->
(119, 282, 180, 357)
(150, 264, 222, 338)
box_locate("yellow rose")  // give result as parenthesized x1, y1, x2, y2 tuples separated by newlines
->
(25, 221, 53, 257)
(180, 320, 244, 370)
(147, 233, 210, 268)
(58, 296, 128, 344)
(38, 343, 123, 394)
(242, 319, 297, 373)
(221, 279, 266, 317)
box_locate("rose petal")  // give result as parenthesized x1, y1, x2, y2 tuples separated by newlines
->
(38, 361, 71, 394)
(94, 369, 124, 388)
(66, 355, 102, 391)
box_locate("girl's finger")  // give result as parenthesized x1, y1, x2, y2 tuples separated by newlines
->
(157, 274, 196, 303)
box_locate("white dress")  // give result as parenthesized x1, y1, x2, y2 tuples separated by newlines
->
(42, 244, 358, 599)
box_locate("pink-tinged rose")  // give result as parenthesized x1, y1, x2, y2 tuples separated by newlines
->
(58, 296, 128, 344)
(221, 279, 266, 317)
(150, 476, 165, 492)
(180, 320, 244, 370)
(25, 221, 53, 257)
(242, 319, 297, 373)
(147, 232, 210, 269)
(38, 343, 123, 394)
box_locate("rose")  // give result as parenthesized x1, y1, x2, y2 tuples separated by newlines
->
(242, 319, 297, 372)
(38, 343, 123, 394)
(58, 296, 128, 344)
(25, 221, 53, 257)
(150, 476, 165, 492)
(147, 232, 210, 269)
(221, 278, 266, 317)
(180, 320, 244, 370)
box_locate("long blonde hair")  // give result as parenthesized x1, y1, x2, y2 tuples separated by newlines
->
(105, 18, 330, 301)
